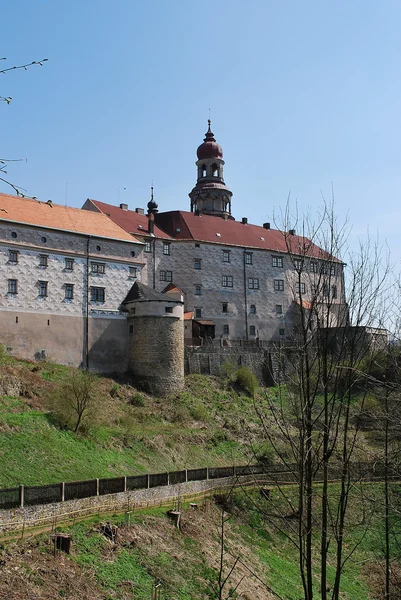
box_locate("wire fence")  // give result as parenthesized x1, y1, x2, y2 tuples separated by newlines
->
(0, 461, 393, 511)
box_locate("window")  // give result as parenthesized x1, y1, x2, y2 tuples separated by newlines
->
(41, 236, 47, 244)
(321, 263, 329, 275)
(245, 252, 253, 265)
(212, 163, 219, 177)
(195, 243, 200, 248)
(223, 324, 229, 335)
(330, 265, 336, 276)
(65, 258, 74, 271)
(272, 256, 283, 268)
(96, 245, 101, 252)
(222, 302, 228, 313)
(279, 328, 285, 336)
(160, 270, 173, 282)
(38, 281, 48, 297)
(145, 241, 152, 253)
(65, 284, 74, 300)
(195, 307, 202, 319)
(165, 306, 173, 314)
(310, 261, 318, 273)
(295, 282, 306, 294)
(275, 304, 283, 314)
(194, 259, 202, 270)
(129, 266, 137, 278)
(312, 284, 319, 296)
(91, 262, 105, 274)
(223, 250, 230, 263)
(274, 279, 284, 291)
(90, 286, 105, 302)
(131, 251, 136, 257)
(39, 254, 48, 268)
(194, 285, 202, 296)
(249, 325, 256, 336)
(11, 231, 17, 239)
(294, 259, 303, 271)
(8, 250, 18, 264)
(331, 285, 338, 299)
(201, 165, 207, 177)
(248, 278, 259, 289)
(323, 283, 329, 297)
(250, 304, 256, 314)
(222, 275, 233, 288)
(8, 279, 17, 294)
(163, 243, 171, 256)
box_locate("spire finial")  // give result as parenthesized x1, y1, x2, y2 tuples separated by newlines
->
(151, 184, 154, 200)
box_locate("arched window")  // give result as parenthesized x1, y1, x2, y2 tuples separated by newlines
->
(201, 165, 207, 177)
(212, 164, 219, 177)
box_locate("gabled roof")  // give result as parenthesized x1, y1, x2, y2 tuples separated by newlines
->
(162, 283, 185, 294)
(122, 281, 182, 304)
(155, 210, 339, 261)
(0, 193, 140, 243)
(84, 199, 172, 240)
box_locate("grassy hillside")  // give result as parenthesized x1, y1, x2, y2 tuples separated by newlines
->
(0, 357, 263, 487)
(1, 484, 397, 599)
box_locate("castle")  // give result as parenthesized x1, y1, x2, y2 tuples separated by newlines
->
(0, 122, 346, 392)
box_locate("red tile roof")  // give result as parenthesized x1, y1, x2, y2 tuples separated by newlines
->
(155, 211, 339, 261)
(0, 193, 139, 243)
(85, 199, 172, 240)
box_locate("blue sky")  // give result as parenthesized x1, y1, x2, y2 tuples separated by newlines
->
(2, 0, 401, 265)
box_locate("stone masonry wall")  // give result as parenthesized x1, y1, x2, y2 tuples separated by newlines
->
(0, 475, 267, 534)
(185, 344, 278, 385)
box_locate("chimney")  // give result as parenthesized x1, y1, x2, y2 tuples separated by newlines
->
(135, 207, 144, 214)
(263, 222, 270, 230)
(120, 203, 128, 211)
(289, 228, 296, 236)
(241, 217, 248, 224)
(148, 213, 155, 234)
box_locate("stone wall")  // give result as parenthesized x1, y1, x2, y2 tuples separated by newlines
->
(0, 474, 266, 534)
(185, 344, 278, 384)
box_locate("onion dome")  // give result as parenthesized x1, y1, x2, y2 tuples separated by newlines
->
(196, 120, 223, 160)
(147, 186, 158, 214)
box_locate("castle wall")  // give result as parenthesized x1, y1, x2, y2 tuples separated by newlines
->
(164, 240, 345, 341)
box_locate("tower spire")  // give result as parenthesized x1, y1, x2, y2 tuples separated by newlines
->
(188, 122, 233, 219)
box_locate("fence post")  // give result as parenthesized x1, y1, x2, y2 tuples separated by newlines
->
(233, 465, 236, 477)
(96, 479, 100, 496)
(19, 484, 24, 509)
(147, 474, 150, 489)
(167, 472, 170, 486)
(61, 482, 65, 502)
(206, 467, 209, 480)
(185, 469, 188, 483)
(124, 476, 127, 492)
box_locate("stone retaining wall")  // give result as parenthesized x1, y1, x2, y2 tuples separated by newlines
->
(0, 474, 268, 534)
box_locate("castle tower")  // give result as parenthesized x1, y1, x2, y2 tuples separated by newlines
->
(189, 120, 233, 219)
(122, 281, 184, 396)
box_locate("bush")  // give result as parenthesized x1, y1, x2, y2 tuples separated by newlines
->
(189, 402, 209, 422)
(255, 442, 274, 467)
(130, 392, 146, 407)
(235, 366, 258, 397)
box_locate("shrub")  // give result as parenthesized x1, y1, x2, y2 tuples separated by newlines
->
(255, 442, 274, 467)
(130, 392, 146, 407)
(235, 366, 258, 397)
(110, 382, 120, 398)
(189, 402, 209, 422)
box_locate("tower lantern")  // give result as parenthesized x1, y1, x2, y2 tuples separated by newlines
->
(189, 120, 233, 219)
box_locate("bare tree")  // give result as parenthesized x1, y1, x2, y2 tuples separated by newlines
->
(1, 56, 48, 195)
(48, 369, 99, 433)
(252, 199, 395, 600)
